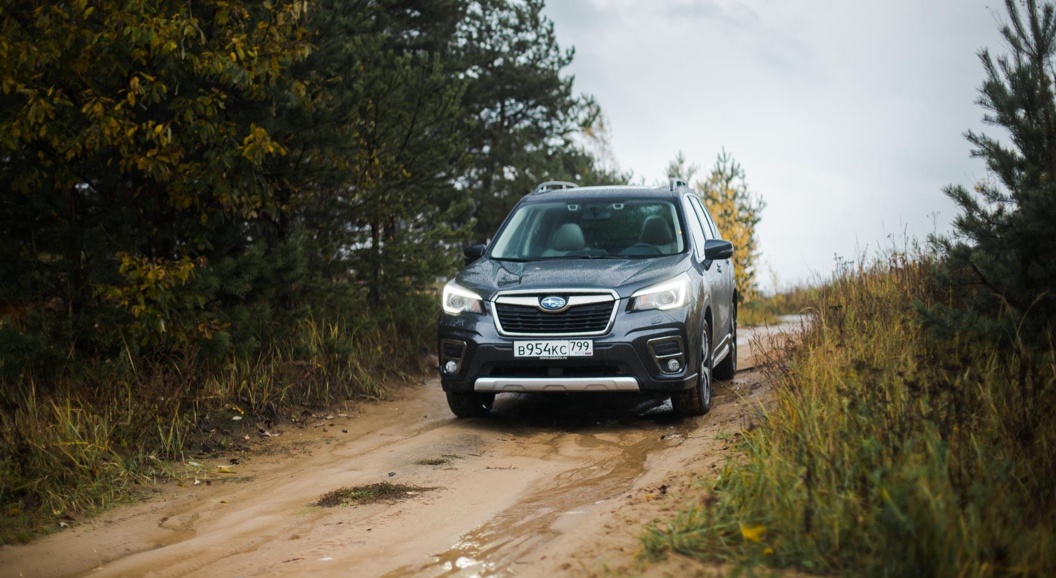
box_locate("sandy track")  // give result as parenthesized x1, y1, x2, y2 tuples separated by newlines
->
(0, 325, 786, 578)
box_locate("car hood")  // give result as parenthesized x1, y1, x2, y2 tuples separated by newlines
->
(456, 255, 691, 300)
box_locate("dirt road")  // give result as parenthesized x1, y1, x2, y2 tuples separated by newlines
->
(0, 325, 784, 577)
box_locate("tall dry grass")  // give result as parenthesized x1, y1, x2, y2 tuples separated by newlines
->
(0, 308, 431, 544)
(644, 252, 1056, 576)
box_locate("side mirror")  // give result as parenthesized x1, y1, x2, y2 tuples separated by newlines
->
(703, 239, 733, 261)
(463, 244, 487, 265)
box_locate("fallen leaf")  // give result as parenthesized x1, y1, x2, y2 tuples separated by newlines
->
(739, 523, 767, 543)
(217, 465, 235, 474)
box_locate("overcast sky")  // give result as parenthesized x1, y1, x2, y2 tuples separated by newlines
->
(542, 0, 1008, 289)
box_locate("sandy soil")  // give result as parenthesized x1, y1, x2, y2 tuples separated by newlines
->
(0, 324, 792, 578)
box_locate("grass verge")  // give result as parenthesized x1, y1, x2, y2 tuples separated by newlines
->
(0, 304, 434, 545)
(644, 252, 1056, 576)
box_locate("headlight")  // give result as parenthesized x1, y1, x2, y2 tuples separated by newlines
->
(630, 276, 689, 311)
(442, 281, 484, 315)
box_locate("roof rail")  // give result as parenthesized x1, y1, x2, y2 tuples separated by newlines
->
(669, 178, 688, 191)
(531, 180, 578, 194)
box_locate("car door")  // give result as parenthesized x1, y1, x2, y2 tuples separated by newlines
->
(689, 196, 733, 338)
(681, 196, 727, 345)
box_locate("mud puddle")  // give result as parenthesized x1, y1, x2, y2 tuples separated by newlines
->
(389, 397, 692, 577)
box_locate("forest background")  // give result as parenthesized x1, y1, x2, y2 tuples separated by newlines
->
(4, 4, 1055, 570)
(0, 0, 765, 539)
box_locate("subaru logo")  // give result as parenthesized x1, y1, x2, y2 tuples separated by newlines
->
(539, 296, 567, 311)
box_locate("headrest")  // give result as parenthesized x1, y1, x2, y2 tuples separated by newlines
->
(550, 223, 585, 251)
(639, 216, 674, 245)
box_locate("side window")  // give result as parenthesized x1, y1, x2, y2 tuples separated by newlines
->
(689, 196, 719, 240)
(681, 198, 707, 260)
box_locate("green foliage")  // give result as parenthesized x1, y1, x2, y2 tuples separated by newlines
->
(281, 0, 475, 304)
(927, 0, 1056, 347)
(0, 0, 609, 368)
(644, 252, 1056, 577)
(456, 0, 606, 238)
(0, 0, 313, 364)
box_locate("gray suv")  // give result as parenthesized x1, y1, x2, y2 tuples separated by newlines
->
(437, 180, 737, 418)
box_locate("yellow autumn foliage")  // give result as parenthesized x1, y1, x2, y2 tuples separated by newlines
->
(693, 150, 765, 304)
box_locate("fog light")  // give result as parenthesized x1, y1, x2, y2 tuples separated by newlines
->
(666, 359, 681, 372)
(444, 360, 459, 374)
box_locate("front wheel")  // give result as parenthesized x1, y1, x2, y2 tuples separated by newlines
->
(446, 391, 496, 418)
(671, 321, 712, 416)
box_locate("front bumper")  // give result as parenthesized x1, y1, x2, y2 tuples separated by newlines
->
(475, 376, 640, 392)
(437, 304, 699, 394)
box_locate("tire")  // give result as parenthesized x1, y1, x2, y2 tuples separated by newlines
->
(713, 306, 737, 381)
(671, 320, 712, 416)
(446, 391, 496, 418)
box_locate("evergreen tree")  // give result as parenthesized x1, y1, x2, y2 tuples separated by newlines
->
(283, 0, 473, 305)
(929, 0, 1056, 346)
(664, 150, 700, 185)
(455, 0, 596, 239)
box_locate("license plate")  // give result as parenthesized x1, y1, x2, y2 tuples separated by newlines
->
(514, 339, 593, 359)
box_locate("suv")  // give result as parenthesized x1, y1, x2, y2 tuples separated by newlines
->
(437, 180, 736, 418)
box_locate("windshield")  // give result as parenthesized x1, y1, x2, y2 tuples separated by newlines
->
(489, 198, 685, 260)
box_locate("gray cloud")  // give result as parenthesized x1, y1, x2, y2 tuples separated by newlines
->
(545, 0, 1007, 286)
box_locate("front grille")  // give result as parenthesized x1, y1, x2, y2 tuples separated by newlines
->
(496, 301, 614, 335)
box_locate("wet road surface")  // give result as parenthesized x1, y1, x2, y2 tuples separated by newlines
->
(0, 324, 788, 577)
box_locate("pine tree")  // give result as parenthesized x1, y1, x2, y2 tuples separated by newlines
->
(455, 0, 595, 239)
(284, 0, 473, 305)
(929, 0, 1056, 346)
